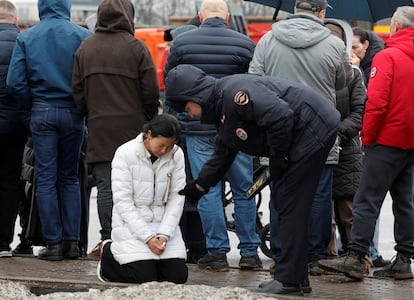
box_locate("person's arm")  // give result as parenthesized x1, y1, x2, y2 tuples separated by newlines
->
(179, 136, 238, 202)
(136, 41, 160, 120)
(196, 136, 239, 189)
(157, 147, 186, 243)
(163, 40, 179, 79)
(361, 51, 392, 146)
(6, 37, 31, 111)
(72, 51, 87, 115)
(253, 87, 294, 179)
(111, 147, 155, 244)
(338, 67, 366, 145)
(248, 32, 269, 75)
(335, 45, 354, 91)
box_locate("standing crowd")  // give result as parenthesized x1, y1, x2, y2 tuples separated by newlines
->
(0, 0, 413, 297)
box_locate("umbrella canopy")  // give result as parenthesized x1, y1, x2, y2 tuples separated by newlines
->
(244, 0, 414, 22)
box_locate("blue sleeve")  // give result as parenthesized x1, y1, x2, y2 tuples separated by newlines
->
(6, 37, 31, 111)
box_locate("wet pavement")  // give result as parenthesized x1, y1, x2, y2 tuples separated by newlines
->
(1, 255, 414, 299)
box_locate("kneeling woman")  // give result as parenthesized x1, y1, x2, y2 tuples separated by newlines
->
(98, 114, 188, 284)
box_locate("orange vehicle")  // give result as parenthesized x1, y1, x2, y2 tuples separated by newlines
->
(134, 23, 271, 91)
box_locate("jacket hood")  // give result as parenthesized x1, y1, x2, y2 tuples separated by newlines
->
(38, 0, 70, 20)
(361, 31, 384, 71)
(384, 27, 414, 60)
(164, 65, 217, 121)
(272, 13, 330, 49)
(95, 0, 135, 34)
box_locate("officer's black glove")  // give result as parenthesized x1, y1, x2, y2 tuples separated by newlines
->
(179, 180, 209, 204)
(269, 155, 289, 181)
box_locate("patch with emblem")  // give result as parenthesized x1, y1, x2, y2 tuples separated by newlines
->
(236, 128, 248, 141)
(234, 91, 249, 105)
(370, 67, 377, 78)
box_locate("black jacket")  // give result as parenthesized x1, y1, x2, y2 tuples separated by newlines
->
(164, 17, 255, 135)
(333, 67, 366, 199)
(0, 23, 29, 134)
(165, 65, 340, 188)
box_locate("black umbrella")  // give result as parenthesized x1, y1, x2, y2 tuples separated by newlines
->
(244, 0, 414, 22)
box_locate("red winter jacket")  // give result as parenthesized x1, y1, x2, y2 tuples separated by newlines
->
(362, 27, 414, 149)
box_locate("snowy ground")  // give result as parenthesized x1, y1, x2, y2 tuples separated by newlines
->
(6, 187, 396, 299)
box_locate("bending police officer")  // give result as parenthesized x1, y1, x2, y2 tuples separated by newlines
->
(164, 64, 340, 296)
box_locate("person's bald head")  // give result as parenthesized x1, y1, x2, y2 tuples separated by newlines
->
(198, 0, 229, 24)
(0, 0, 17, 24)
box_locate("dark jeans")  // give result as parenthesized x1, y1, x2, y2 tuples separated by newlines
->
(101, 243, 188, 284)
(0, 133, 27, 249)
(350, 144, 414, 257)
(90, 162, 112, 241)
(30, 103, 84, 243)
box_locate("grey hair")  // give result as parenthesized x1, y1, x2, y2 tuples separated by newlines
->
(0, 0, 16, 22)
(393, 6, 414, 29)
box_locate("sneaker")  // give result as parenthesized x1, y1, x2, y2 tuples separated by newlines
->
(373, 253, 414, 280)
(12, 243, 33, 256)
(0, 249, 12, 258)
(317, 251, 371, 280)
(96, 261, 108, 282)
(258, 277, 312, 294)
(372, 255, 391, 267)
(239, 254, 263, 270)
(87, 242, 102, 260)
(197, 253, 229, 272)
(100, 239, 112, 258)
(252, 279, 303, 296)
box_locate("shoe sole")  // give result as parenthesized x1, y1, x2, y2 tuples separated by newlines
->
(373, 272, 414, 280)
(257, 279, 311, 294)
(198, 264, 230, 272)
(317, 262, 365, 280)
(239, 263, 262, 270)
(38, 255, 64, 261)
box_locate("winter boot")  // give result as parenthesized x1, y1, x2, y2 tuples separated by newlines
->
(373, 253, 414, 280)
(317, 250, 371, 280)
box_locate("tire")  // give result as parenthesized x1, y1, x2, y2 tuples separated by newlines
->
(259, 223, 273, 258)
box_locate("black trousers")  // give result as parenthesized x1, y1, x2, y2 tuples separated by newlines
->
(350, 144, 414, 257)
(101, 242, 188, 284)
(0, 133, 27, 249)
(273, 133, 336, 285)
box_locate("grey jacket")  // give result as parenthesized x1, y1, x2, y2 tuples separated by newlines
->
(249, 13, 353, 106)
(249, 13, 353, 164)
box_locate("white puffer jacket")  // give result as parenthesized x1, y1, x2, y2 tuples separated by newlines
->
(110, 133, 187, 264)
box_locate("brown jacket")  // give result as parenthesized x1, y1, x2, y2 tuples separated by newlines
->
(72, 0, 159, 163)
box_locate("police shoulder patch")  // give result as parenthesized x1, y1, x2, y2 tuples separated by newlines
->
(234, 91, 249, 105)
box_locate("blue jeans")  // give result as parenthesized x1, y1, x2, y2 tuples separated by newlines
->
(271, 165, 333, 262)
(30, 102, 84, 243)
(308, 165, 333, 261)
(186, 134, 260, 256)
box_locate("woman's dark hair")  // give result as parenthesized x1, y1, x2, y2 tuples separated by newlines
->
(142, 114, 181, 141)
(352, 27, 369, 43)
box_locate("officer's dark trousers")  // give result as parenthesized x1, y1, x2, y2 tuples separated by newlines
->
(101, 242, 188, 284)
(272, 134, 336, 285)
(349, 144, 414, 258)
